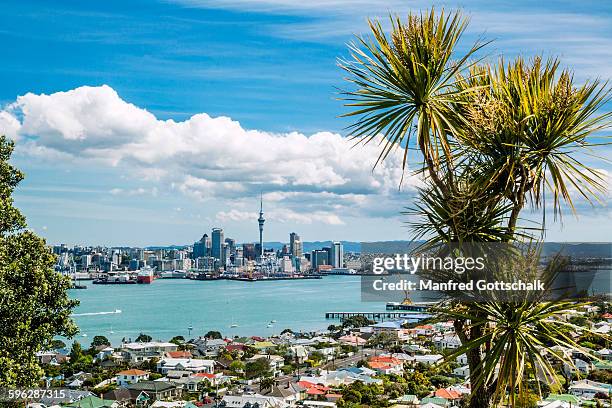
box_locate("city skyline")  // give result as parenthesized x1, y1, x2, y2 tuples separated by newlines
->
(1, 0, 610, 246)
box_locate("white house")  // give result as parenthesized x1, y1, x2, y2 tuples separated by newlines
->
(121, 341, 178, 363)
(453, 365, 470, 379)
(434, 335, 461, 350)
(116, 369, 149, 386)
(569, 379, 612, 399)
(222, 393, 289, 408)
(157, 358, 215, 374)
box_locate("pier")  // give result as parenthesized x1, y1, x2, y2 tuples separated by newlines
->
(325, 311, 414, 321)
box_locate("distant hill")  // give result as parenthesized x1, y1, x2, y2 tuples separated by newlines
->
(145, 241, 610, 257)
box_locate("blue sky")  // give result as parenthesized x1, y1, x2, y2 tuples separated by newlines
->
(1, 0, 610, 246)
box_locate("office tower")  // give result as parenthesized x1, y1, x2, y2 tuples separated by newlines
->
(225, 238, 236, 255)
(243, 243, 256, 260)
(211, 228, 224, 260)
(289, 232, 303, 258)
(311, 249, 329, 269)
(330, 241, 344, 268)
(258, 194, 265, 257)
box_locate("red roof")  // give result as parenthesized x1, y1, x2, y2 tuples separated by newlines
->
(118, 369, 148, 376)
(167, 351, 192, 358)
(368, 362, 393, 370)
(298, 381, 317, 389)
(226, 344, 246, 351)
(193, 373, 216, 378)
(435, 388, 462, 400)
(369, 356, 402, 365)
(602, 313, 612, 318)
(307, 388, 326, 395)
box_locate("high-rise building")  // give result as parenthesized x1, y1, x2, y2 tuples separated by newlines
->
(193, 234, 210, 259)
(243, 243, 256, 260)
(289, 232, 303, 258)
(311, 249, 329, 269)
(211, 228, 224, 260)
(330, 241, 344, 268)
(258, 194, 265, 258)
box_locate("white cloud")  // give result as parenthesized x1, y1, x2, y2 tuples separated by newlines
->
(1, 85, 418, 222)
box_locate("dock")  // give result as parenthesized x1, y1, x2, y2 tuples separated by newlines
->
(325, 311, 415, 321)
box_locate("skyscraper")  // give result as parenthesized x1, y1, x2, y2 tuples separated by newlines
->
(211, 228, 224, 260)
(330, 241, 344, 268)
(258, 194, 265, 258)
(289, 232, 303, 258)
(193, 234, 210, 259)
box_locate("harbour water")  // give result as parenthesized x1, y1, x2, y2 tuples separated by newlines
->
(69, 275, 384, 344)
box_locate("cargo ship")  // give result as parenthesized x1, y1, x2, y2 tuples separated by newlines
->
(137, 266, 156, 284)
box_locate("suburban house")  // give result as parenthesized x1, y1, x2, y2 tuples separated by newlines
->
(126, 381, 181, 404)
(368, 356, 404, 375)
(433, 335, 461, 350)
(157, 358, 215, 374)
(116, 369, 149, 386)
(453, 365, 470, 379)
(338, 335, 366, 347)
(568, 379, 612, 399)
(120, 341, 178, 363)
(222, 393, 290, 408)
(192, 337, 228, 357)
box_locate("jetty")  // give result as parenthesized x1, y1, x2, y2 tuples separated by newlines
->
(325, 311, 414, 321)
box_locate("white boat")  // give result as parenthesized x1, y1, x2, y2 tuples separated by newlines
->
(270, 320, 277, 323)
(161, 270, 187, 279)
(230, 324, 238, 328)
(267, 324, 273, 328)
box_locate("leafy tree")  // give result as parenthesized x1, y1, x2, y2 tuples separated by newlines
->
(404, 371, 432, 399)
(341, 7, 611, 408)
(229, 360, 245, 374)
(91, 335, 110, 348)
(245, 357, 271, 379)
(0, 135, 79, 386)
(341, 315, 374, 329)
(69, 341, 83, 362)
(135, 333, 152, 342)
(204, 330, 222, 339)
(280, 328, 293, 335)
(50, 340, 67, 351)
(260, 377, 275, 392)
(170, 335, 185, 345)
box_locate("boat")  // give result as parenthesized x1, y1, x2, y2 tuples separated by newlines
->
(161, 270, 187, 279)
(267, 324, 273, 328)
(230, 324, 238, 328)
(270, 320, 277, 323)
(137, 266, 156, 284)
(93, 273, 136, 284)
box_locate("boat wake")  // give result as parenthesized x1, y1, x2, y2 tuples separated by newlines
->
(73, 309, 122, 317)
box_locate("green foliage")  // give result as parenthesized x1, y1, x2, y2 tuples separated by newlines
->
(339, 381, 386, 407)
(404, 371, 432, 398)
(588, 370, 612, 384)
(135, 333, 152, 342)
(245, 357, 271, 379)
(170, 335, 185, 344)
(229, 360, 245, 374)
(50, 339, 67, 351)
(341, 315, 374, 329)
(205, 330, 222, 339)
(0, 137, 79, 387)
(91, 335, 110, 348)
(341, 8, 612, 408)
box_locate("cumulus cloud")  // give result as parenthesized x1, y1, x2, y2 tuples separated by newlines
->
(0, 85, 418, 224)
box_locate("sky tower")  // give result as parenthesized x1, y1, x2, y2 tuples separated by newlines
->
(258, 193, 265, 257)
